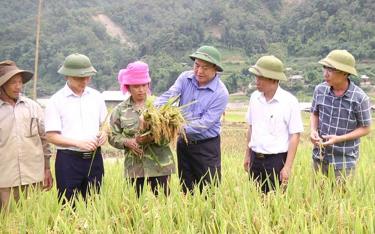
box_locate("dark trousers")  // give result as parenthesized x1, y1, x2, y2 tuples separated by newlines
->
(129, 176, 170, 197)
(55, 148, 104, 203)
(249, 150, 287, 193)
(177, 136, 221, 194)
(313, 159, 355, 184)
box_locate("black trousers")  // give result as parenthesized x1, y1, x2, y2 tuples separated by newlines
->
(55, 148, 104, 203)
(129, 176, 170, 197)
(177, 136, 221, 194)
(249, 150, 287, 193)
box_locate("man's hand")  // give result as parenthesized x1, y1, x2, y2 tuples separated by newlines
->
(75, 140, 98, 151)
(310, 130, 322, 146)
(43, 169, 53, 191)
(280, 166, 291, 184)
(243, 153, 251, 172)
(321, 134, 342, 146)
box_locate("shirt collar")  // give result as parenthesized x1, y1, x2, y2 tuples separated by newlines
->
(62, 83, 90, 97)
(272, 86, 283, 102)
(188, 72, 220, 91)
(17, 95, 27, 104)
(328, 79, 354, 98)
(122, 95, 146, 114)
(123, 95, 133, 107)
(0, 95, 27, 106)
(258, 86, 282, 103)
(123, 95, 147, 107)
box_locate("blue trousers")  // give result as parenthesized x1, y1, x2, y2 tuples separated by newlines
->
(55, 148, 104, 203)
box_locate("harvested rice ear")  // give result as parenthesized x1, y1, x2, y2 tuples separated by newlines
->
(138, 115, 149, 131)
(141, 96, 187, 145)
(318, 139, 325, 160)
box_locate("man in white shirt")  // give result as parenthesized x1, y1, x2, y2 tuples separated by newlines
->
(45, 53, 107, 203)
(243, 55, 303, 193)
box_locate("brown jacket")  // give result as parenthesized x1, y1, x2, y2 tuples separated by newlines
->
(0, 96, 51, 188)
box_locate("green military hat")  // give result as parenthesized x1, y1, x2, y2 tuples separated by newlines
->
(249, 55, 287, 81)
(189, 45, 224, 72)
(58, 53, 97, 77)
(0, 60, 33, 87)
(318, 50, 357, 76)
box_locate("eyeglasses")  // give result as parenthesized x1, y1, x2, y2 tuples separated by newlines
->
(323, 66, 340, 73)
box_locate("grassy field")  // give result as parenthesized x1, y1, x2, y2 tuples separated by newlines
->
(1, 113, 375, 233)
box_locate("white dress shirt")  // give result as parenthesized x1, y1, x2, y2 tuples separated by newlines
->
(246, 86, 303, 154)
(44, 84, 107, 151)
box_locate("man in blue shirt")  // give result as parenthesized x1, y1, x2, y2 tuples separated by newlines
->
(156, 45, 229, 194)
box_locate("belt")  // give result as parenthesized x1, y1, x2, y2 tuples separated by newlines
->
(253, 151, 287, 159)
(58, 147, 101, 159)
(187, 135, 218, 145)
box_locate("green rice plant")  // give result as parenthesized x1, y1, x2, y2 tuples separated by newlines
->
(1, 117, 375, 233)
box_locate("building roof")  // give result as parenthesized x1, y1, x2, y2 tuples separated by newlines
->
(36, 91, 129, 108)
(289, 74, 304, 80)
(299, 102, 311, 112)
(36, 98, 50, 107)
(102, 91, 129, 101)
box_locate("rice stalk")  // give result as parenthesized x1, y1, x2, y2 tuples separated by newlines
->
(87, 111, 112, 177)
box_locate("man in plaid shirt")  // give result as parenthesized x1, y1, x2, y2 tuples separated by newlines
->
(310, 50, 371, 179)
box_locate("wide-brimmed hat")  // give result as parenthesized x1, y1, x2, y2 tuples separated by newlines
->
(117, 61, 151, 94)
(58, 53, 97, 77)
(0, 60, 33, 87)
(189, 45, 223, 72)
(318, 50, 357, 76)
(249, 55, 287, 81)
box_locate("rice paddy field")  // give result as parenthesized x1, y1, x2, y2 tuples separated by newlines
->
(1, 112, 375, 233)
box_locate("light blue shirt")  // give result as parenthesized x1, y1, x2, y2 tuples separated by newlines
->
(155, 70, 229, 140)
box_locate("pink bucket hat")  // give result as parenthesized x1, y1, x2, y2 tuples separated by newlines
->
(118, 61, 151, 94)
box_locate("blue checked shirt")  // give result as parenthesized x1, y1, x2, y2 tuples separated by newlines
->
(311, 80, 372, 169)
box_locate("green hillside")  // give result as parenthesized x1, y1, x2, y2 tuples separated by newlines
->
(1, 0, 375, 97)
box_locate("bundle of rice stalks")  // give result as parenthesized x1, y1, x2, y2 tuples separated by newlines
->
(141, 96, 188, 145)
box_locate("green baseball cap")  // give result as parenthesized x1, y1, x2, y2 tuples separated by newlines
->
(58, 53, 97, 77)
(189, 45, 223, 72)
(249, 55, 287, 81)
(318, 50, 357, 76)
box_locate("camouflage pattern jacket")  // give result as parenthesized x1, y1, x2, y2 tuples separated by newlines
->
(108, 97, 175, 178)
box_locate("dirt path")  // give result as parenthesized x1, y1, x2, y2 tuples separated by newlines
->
(92, 14, 135, 48)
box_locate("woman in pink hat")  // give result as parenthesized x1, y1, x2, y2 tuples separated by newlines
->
(108, 61, 175, 197)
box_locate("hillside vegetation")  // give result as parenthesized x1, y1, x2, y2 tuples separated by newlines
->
(1, 0, 375, 97)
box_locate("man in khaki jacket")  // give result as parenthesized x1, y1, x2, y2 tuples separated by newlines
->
(0, 60, 52, 210)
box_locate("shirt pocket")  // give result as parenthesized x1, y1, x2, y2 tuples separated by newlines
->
(192, 102, 206, 119)
(121, 117, 139, 136)
(25, 117, 39, 138)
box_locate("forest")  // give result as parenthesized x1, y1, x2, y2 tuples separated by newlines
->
(1, 0, 375, 98)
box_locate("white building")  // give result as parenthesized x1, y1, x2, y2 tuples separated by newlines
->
(102, 90, 129, 108)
